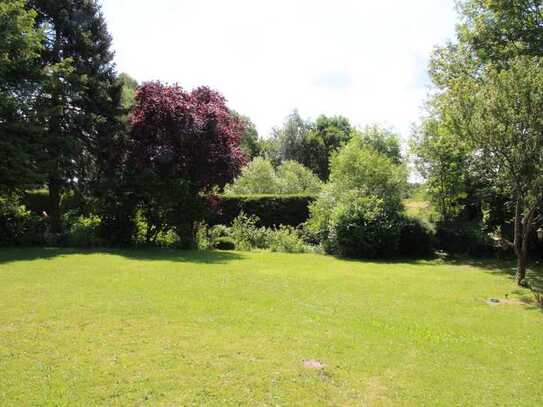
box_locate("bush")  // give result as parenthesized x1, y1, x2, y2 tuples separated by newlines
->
(214, 237, 236, 250)
(266, 225, 308, 253)
(398, 217, 434, 257)
(0, 195, 47, 246)
(230, 212, 268, 251)
(435, 221, 494, 256)
(330, 196, 402, 258)
(65, 214, 103, 247)
(209, 194, 315, 228)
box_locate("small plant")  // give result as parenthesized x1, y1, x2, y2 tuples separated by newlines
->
(66, 214, 103, 247)
(230, 212, 268, 250)
(266, 225, 307, 253)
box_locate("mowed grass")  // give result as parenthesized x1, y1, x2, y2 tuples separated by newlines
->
(0, 249, 542, 406)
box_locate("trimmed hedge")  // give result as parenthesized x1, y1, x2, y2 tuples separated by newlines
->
(209, 194, 316, 227)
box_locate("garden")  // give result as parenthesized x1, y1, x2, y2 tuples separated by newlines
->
(1, 0, 543, 405)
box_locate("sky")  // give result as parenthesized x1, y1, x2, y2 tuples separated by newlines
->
(100, 0, 458, 140)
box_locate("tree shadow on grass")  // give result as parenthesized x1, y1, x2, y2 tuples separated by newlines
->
(0, 247, 246, 266)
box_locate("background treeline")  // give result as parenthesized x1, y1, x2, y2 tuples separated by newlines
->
(2, 0, 543, 281)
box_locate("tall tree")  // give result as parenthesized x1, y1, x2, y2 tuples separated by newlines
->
(0, 0, 43, 192)
(357, 124, 402, 164)
(27, 0, 123, 232)
(124, 82, 246, 246)
(410, 117, 471, 222)
(270, 110, 309, 163)
(302, 115, 352, 180)
(442, 57, 543, 286)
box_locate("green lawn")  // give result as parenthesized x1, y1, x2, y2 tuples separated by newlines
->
(0, 249, 542, 406)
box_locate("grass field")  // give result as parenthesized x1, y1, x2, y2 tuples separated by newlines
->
(0, 248, 542, 406)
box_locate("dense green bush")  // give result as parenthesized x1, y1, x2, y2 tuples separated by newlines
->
(214, 237, 236, 250)
(398, 217, 434, 257)
(0, 195, 47, 246)
(435, 221, 494, 256)
(330, 196, 402, 258)
(65, 214, 103, 247)
(210, 194, 315, 227)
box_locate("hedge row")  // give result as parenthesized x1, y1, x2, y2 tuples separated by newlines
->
(22, 191, 316, 228)
(209, 194, 316, 227)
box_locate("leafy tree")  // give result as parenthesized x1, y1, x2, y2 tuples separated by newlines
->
(224, 157, 277, 195)
(307, 139, 408, 245)
(270, 110, 310, 163)
(302, 115, 353, 180)
(224, 158, 321, 195)
(410, 117, 471, 222)
(276, 161, 322, 195)
(118, 72, 138, 109)
(441, 56, 543, 285)
(0, 0, 43, 192)
(457, 0, 543, 65)
(357, 124, 403, 164)
(26, 0, 124, 232)
(123, 82, 246, 246)
(236, 114, 261, 159)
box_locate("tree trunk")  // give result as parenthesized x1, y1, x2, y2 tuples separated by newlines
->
(48, 179, 63, 233)
(516, 248, 527, 286)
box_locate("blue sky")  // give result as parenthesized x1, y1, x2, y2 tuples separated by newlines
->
(100, 0, 458, 139)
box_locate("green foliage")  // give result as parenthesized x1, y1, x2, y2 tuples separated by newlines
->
(328, 196, 402, 258)
(410, 118, 471, 222)
(0, 194, 46, 246)
(225, 158, 322, 195)
(328, 139, 407, 210)
(210, 194, 316, 228)
(457, 0, 543, 65)
(398, 217, 435, 257)
(0, 0, 43, 192)
(357, 124, 403, 164)
(307, 138, 410, 258)
(435, 220, 494, 256)
(118, 72, 138, 109)
(213, 236, 236, 250)
(224, 157, 277, 195)
(65, 214, 102, 248)
(227, 213, 315, 253)
(229, 212, 268, 251)
(237, 114, 261, 159)
(301, 115, 353, 180)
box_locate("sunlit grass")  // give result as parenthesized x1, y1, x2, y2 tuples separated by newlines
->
(0, 248, 542, 405)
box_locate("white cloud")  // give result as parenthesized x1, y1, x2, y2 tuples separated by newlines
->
(100, 0, 457, 140)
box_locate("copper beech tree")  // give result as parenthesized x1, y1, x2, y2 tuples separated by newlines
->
(123, 82, 246, 246)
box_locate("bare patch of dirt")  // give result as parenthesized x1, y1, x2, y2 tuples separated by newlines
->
(303, 359, 325, 369)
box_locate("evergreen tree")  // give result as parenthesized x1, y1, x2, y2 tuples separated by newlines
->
(0, 0, 43, 192)
(28, 0, 123, 232)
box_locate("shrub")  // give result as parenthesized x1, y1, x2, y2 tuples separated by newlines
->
(209, 194, 315, 227)
(230, 212, 268, 250)
(398, 217, 434, 257)
(0, 195, 47, 246)
(266, 225, 308, 253)
(66, 214, 102, 247)
(435, 221, 494, 256)
(214, 237, 236, 250)
(330, 196, 402, 258)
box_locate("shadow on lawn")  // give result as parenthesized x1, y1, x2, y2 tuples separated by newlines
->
(0, 247, 246, 265)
